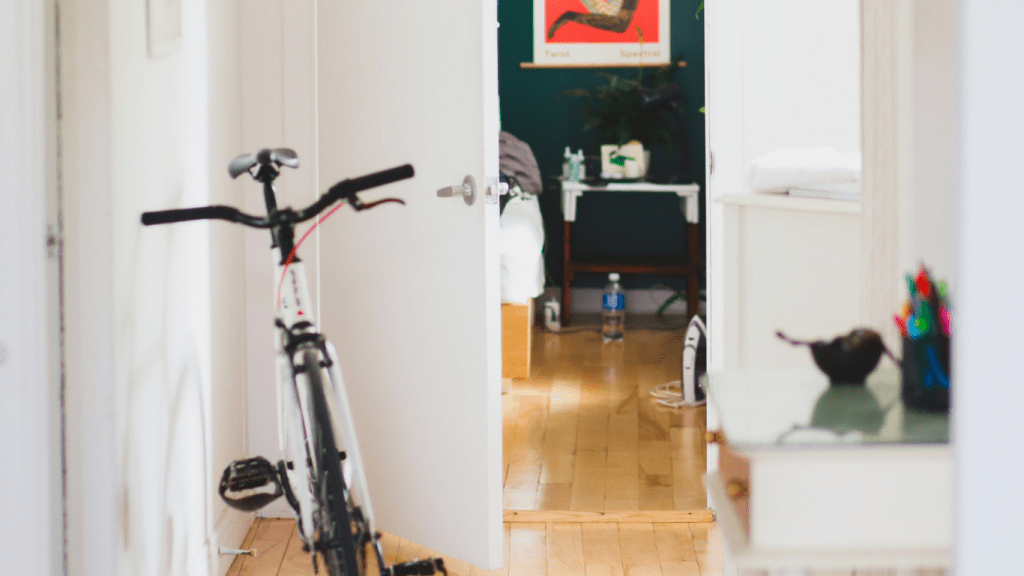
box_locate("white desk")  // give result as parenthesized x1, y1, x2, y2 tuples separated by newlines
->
(560, 180, 701, 223)
(706, 367, 951, 575)
(558, 180, 702, 324)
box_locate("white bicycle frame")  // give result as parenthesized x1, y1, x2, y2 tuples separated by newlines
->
(271, 242, 377, 544)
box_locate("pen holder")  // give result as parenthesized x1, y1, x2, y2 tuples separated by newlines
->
(901, 335, 951, 412)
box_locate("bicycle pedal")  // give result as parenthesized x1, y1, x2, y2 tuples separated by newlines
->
(218, 456, 283, 512)
(390, 558, 446, 576)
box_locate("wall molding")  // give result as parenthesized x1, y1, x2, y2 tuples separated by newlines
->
(212, 509, 254, 576)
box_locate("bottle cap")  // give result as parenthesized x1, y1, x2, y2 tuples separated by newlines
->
(609, 272, 620, 281)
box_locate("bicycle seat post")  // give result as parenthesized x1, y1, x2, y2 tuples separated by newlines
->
(251, 155, 298, 263)
(254, 153, 281, 214)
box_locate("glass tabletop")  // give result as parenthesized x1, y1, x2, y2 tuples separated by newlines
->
(707, 367, 949, 451)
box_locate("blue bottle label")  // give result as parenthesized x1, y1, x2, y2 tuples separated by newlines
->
(603, 293, 625, 311)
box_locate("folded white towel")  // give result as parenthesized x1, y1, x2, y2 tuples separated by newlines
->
(747, 148, 861, 192)
(789, 181, 861, 202)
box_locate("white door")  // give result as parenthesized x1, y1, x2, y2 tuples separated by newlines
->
(315, 0, 502, 569)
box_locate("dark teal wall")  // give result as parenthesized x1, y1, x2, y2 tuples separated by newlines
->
(498, 0, 706, 290)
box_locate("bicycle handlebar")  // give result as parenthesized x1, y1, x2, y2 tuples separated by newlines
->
(297, 164, 415, 221)
(140, 163, 415, 227)
(141, 205, 270, 227)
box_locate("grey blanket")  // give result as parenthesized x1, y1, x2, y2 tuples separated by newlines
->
(499, 131, 543, 195)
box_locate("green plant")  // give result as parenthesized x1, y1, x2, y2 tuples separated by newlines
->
(564, 59, 683, 149)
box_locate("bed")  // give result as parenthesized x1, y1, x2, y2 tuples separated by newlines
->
(500, 193, 544, 380)
(499, 131, 546, 380)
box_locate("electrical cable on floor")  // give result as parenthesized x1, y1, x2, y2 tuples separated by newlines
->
(650, 379, 706, 408)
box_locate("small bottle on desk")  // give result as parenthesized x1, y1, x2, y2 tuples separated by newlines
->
(602, 273, 625, 343)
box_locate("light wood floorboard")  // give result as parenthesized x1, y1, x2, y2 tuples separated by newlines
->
(225, 519, 950, 575)
(505, 328, 707, 513)
(226, 518, 723, 576)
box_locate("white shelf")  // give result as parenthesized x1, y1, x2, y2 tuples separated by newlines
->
(716, 192, 862, 215)
(707, 471, 951, 571)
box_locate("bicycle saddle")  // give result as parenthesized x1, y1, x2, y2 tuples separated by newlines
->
(228, 148, 300, 179)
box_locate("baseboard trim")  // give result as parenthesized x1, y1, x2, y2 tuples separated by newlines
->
(213, 507, 255, 576)
(536, 286, 705, 317)
(503, 509, 714, 523)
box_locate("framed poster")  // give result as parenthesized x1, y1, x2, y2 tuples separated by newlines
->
(533, 0, 670, 66)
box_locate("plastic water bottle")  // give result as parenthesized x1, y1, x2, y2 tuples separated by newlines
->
(568, 151, 582, 182)
(602, 272, 625, 342)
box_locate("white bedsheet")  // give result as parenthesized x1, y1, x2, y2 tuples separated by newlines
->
(500, 195, 545, 304)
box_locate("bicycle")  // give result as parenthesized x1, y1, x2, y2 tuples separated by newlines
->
(142, 148, 447, 576)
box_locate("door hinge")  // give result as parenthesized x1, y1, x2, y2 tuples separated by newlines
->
(485, 176, 507, 205)
(709, 151, 715, 176)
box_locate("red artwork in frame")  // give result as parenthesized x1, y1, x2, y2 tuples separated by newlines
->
(545, 0, 660, 44)
(533, 0, 669, 66)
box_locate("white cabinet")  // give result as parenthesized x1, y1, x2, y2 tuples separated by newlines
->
(706, 368, 951, 574)
(718, 194, 863, 370)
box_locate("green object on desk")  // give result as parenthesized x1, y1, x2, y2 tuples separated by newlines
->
(609, 154, 634, 167)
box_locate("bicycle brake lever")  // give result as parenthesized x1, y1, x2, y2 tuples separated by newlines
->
(350, 197, 406, 211)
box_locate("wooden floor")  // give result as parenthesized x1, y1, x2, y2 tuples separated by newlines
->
(226, 324, 724, 576)
(226, 518, 723, 576)
(503, 326, 707, 512)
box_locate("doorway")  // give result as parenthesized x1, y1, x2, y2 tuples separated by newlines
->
(496, 0, 710, 516)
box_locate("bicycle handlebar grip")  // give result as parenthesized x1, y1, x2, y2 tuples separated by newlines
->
(328, 164, 415, 199)
(141, 205, 242, 226)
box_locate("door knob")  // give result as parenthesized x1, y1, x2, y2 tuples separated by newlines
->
(437, 175, 476, 205)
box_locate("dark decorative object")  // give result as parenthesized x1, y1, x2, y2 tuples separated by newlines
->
(777, 329, 896, 385)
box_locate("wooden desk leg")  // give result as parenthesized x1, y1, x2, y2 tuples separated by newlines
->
(562, 220, 573, 326)
(686, 221, 701, 322)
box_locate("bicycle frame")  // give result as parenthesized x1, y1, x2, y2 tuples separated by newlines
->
(259, 172, 383, 569)
(273, 244, 378, 526)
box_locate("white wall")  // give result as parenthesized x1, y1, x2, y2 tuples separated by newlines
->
(206, 2, 257, 571)
(0, 1, 58, 574)
(955, 2, 1024, 574)
(60, 0, 250, 574)
(860, 0, 960, 360)
(739, 0, 861, 164)
(238, 0, 320, 518)
(904, 0, 958, 284)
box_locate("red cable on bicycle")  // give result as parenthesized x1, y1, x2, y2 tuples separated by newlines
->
(276, 201, 346, 309)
